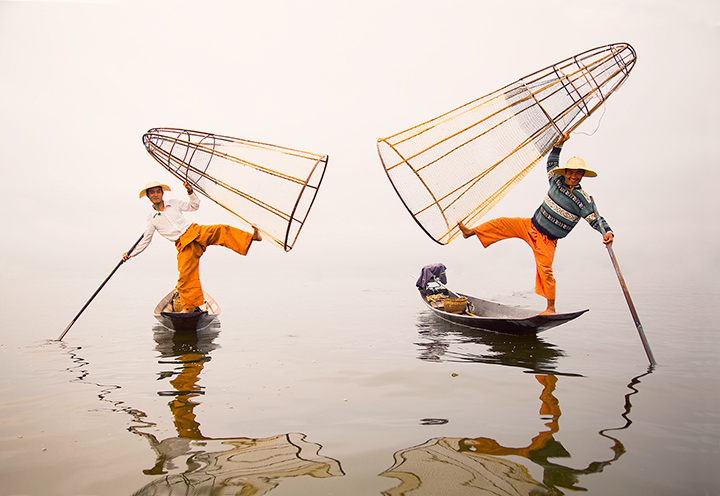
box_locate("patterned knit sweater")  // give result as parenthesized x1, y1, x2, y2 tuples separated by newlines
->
(531, 146, 612, 240)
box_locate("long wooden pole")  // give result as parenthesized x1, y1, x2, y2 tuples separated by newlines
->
(57, 234, 145, 341)
(590, 197, 656, 366)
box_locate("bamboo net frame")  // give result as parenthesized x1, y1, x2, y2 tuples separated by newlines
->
(143, 128, 328, 251)
(377, 43, 636, 245)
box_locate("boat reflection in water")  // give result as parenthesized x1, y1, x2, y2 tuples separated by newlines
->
(380, 372, 650, 495)
(130, 325, 345, 496)
(416, 311, 572, 375)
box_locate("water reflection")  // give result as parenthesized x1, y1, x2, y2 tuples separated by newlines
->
(130, 325, 345, 495)
(380, 372, 650, 495)
(416, 311, 574, 375)
(55, 327, 343, 495)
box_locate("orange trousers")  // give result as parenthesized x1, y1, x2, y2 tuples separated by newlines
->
(174, 223, 253, 309)
(472, 217, 557, 301)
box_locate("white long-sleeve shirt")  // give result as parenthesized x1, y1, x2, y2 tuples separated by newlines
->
(130, 192, 200, 257)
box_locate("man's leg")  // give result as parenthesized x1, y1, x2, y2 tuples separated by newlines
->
(175, 224, 254, 312)
(459, 217, 533, 248)
(196, 224, 254, 255)
(460, 218, 559, 313)
(531, 230, 557, 315)
(542, 300, 556, 315)
(176, 242, 206, 311)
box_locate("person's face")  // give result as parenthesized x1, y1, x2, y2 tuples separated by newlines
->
(564, 169, 584, 187)
(146, 186, 164, 203)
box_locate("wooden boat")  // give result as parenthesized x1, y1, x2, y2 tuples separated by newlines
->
(153, 290, 221, 332)
(419, 283, 587, 335)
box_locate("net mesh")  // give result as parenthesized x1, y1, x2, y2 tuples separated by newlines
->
(143, 128, 328, 251)
(378, 43, 636, 244)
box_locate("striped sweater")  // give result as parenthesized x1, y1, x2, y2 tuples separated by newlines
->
(531, 146, 612, 240)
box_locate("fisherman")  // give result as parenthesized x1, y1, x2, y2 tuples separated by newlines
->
(123, 180, 262, 312)
(457, 134, 613, 315)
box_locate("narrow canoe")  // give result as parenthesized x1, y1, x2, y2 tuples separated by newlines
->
(153, 289, 221, 332)
(419, 285, 587, 335)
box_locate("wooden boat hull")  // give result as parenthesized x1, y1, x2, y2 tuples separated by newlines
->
(420, 287, 587, 335)
(153, 290, 220, 332)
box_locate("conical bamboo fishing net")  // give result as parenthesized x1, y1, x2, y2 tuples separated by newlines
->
(378, 43, 636, 245)
(143, 128, 328, 251)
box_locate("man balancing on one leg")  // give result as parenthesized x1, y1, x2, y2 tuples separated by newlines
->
(457, 134, 613, 315)
(123, 180, 262, 313)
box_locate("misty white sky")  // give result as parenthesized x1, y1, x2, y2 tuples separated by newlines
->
(1, 0, 719, 300)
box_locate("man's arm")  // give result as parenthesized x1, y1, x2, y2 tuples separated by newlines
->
(546, 133, 570, 174)
(582, 197, 614, 245)
(122, 224, 155, 261)
(177, 180, 200, 212)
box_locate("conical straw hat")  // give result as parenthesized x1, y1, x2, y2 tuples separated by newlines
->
(139, 181, 171, 198)
(551, 156, 597, 178)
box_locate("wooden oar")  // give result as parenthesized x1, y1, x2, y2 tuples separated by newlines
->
(590, 197, 656, 367)
(57, 234, 144, 341)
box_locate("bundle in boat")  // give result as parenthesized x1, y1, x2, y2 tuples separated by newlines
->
(143, 128, 328, 251)
(378, 43, 636, 245)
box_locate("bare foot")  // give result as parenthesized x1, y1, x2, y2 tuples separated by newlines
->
(539, 300, 556, 315)
(252, 225, 262, 242)
(457, 221, 474, 239)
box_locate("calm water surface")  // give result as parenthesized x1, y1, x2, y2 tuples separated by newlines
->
(1, 269, 718, 495)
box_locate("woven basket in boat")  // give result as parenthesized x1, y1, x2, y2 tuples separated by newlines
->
(443, 297, 468, 314)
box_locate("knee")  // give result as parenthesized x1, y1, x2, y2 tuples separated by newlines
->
(537, 262, 554, 279)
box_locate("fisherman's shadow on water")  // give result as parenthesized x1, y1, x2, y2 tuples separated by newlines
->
(402, 310, 654, 495)
(379, 372, 649, 496)
(126, 325, 346, 495)
(414, 310, 574, 376)
(53, 329, 345, 496)
(54, 315, 651, 496)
